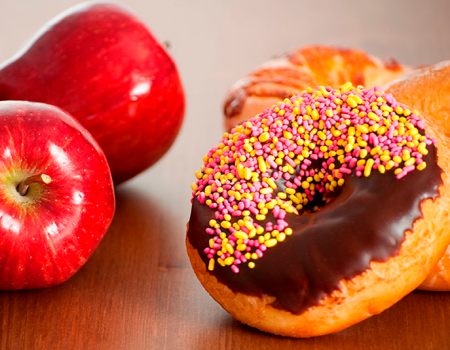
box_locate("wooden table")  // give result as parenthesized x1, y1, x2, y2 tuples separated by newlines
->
(1, 0, 450, 349)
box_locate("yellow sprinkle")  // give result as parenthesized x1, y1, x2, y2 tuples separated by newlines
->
(395, 107, 404, 114)
(417, 162, 427, 170)
(310, 109, 319, 120)
(377, 126, 387, 135)
(368, 112, 380, 122)
(283, 131, 293, 139)
(404, 109, 411, 116)
(237, 163, 244, 179)
(265, 239, 278, 248)
(236, 233, 250, 243)
(354, 95, 364, 104)
(380, 105, 393, 112)
(370, 145, 381, 156)
(217, 258, 226, 267)
(344, 143, 353, 153)
(260, 187, 273, 195)
(257, 156, 267, 173)
(259, 132, 270, 142)
(370, 123, 380, 132)
(405, 158, 416, 166)
(265, 178, 276, 189)
(340, 82, 354, 91)
(393, 155, 402, 164)
(360, 149, 368, 158)
(191, 182, 198, 191)
(255, 215, 266, 221)
(244, 167, 252, 180)
(301, 181, 309, 189)
(357, 124, 369, 134)
(277, 233, 286, 242)
(225, 244, 234, 255)
(418, 142, 429, 155)
(208, 259, 215, 271)
(285, 188, 296, 195)
(317, 131, 327, 141)
(224, 214, 231, 221)
(402, 150, 411, 161)
(285, 228, 293, 236)
(347, 97, 357, 108)
(242, 222, 254, 232)
(290, 195, 301, 204)
(221, 221, 231, 229)
(386, 160, 395, 170)
(378, 165, 386, 174)
(395, 168, 402, 175)
(326, 109, 334, 117)
(364, 158, 374, 177)
(338, 178, 345, 186)
(248, 262, 255, 269)
(225, 257, 234, 265)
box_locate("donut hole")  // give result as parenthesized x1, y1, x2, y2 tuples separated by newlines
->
(272, 161, 344, 215)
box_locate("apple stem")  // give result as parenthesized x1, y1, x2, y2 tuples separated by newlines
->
(17, 174, 52, 196)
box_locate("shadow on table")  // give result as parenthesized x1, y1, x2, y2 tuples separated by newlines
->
(190, 289, 450, 350)
(0, 187, 180, 349)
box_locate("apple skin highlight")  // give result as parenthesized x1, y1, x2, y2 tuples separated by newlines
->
(0, 2, 185, 185)
(0, 101, 115, 290)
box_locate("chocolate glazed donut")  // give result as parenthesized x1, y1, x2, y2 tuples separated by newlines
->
(187, 83, 450, 337)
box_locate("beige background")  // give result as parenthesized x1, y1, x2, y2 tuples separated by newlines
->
(1, 1, 449, 213)
(0, 1, 449, 348)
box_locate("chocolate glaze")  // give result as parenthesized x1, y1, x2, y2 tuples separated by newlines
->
(187, 145, 442, 315)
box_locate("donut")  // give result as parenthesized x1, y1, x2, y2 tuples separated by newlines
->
(384, 61, 450, 291)
(187, 83, 450, 337)
(223, 46, 409, 132)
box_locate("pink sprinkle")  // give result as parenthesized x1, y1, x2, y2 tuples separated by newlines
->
(396, 171, 407, 179)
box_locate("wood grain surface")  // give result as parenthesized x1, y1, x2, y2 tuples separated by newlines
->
(1, 0, 450, 349)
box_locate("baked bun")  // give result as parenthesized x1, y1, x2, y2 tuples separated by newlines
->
(385, 60, 450, 291)
(223, 46, 409, 131)
(188, 83, 450, 337)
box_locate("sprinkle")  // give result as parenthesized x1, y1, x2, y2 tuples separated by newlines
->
(192, 83, 436, 274)
(417, 162, 427, 171)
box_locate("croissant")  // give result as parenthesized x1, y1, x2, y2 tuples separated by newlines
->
(223, 46, 409, 131)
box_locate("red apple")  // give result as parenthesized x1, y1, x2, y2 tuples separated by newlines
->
(0, 2, 185, 185)
(0, 100, 115, 290)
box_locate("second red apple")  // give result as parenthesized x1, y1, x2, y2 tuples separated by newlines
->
(0, 2, 185, 185)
